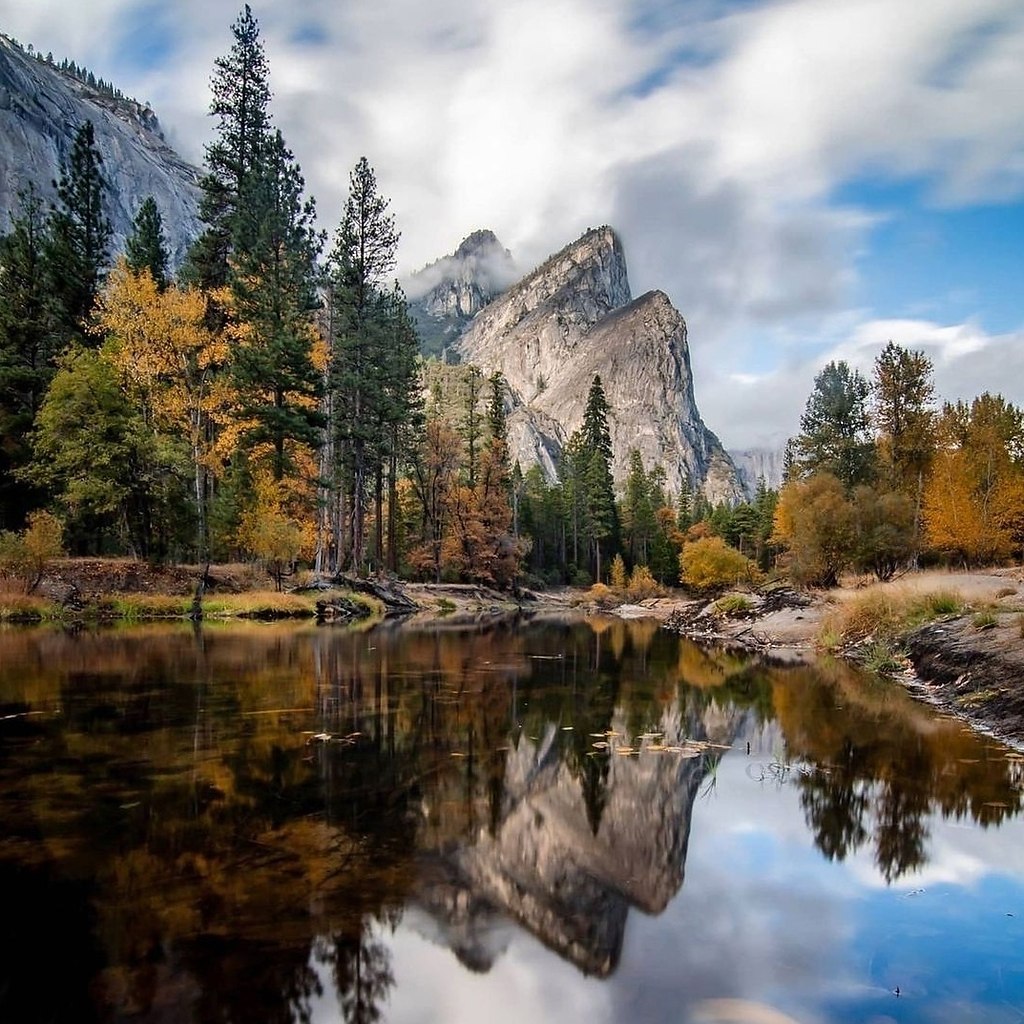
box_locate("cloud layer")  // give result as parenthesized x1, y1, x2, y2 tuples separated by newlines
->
(5, 0, 1024, 448)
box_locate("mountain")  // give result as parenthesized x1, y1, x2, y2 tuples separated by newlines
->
(0, 35, 201, 265)
(730, 446, 787, 497)
(406, 229, 518, 359)
(455, 226, 744, 503)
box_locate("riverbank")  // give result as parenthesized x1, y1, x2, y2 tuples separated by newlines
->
(6, 557, 1024, 746)
(648, 567, 1024, 743)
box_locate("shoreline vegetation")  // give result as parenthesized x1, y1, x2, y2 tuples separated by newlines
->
(3, 557, 1023, 746)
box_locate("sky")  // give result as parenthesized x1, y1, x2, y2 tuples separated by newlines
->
(2, 0, 1023, 451)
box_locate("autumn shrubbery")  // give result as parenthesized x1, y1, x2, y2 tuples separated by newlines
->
(679, 536, 760, 593)
(0, 511, 64, 593)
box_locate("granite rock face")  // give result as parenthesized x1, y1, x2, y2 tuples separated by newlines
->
(730, 446, 787, 497)
(406, 229, 518, 359)
(456, 226, 744, 503)
(0, 36, 202, 266)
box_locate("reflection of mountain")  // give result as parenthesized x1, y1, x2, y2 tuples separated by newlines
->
(415, 701, 747, 976)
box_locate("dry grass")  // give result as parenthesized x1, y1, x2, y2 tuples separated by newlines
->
(819, 587, 966, 652)
(0, 593, 61, 622)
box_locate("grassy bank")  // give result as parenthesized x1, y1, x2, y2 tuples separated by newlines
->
(0, 589, 383, 625)
(817, 587, 968, 672)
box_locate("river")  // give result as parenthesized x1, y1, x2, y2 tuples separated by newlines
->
(1, 616, 1022, 1023)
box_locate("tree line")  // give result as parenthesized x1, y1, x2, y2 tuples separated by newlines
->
(1, 7, 1020, 591)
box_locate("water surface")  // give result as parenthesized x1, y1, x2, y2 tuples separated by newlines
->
(1, 617, 1022, 1023)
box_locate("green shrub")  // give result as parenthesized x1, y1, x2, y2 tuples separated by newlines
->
(713, 594, 753, 617)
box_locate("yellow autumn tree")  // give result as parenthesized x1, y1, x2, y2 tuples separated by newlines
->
(771, 473, 855, 587)
(94, 259, 234, 559)
(236, 469, 308, 590)
(923, 394, 1024, 564)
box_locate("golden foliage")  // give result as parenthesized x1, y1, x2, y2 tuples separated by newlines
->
(609, 554, 627, 589)
(627, 564, 661, 599)
(679, 536, 759, 592)
(772, 473, 854, 587)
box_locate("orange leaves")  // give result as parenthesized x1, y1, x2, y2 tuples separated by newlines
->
(923, 395, 1024, 564)
(95, 259, 234, 453)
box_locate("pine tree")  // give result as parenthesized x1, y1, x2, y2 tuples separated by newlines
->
(230, 130, 324, 482)
(327, 157, 402, 572)
(0, 187, 54, 527)
(579, 375, 617, 580)
(46, 119, 111, 341)
(184, 3, 272, 289)
(872, 341, 936, 550)
(125, 196, 169, 290)
(795, 361, 875, 489)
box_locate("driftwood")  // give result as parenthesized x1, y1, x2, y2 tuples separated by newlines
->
(329, 574, 420, 616)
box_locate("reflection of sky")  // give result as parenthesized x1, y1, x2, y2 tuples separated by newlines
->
(312, 727, 1024, 1024)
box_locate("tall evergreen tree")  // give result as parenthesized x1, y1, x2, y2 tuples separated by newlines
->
(0, 187, 54, 527)
(184, 3, 272, 289)
(46, 119, 111, 341)
(230, 130, 324, 482)
(795, 361, 875, 489)
(327, 156, 403, 572)
(579, 375, 617, 580)
(125, 196, 169, 290)
(872, 341, 935, 528)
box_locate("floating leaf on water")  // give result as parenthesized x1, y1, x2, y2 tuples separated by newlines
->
(983, 801, 1010, 808)
(450, 752, 467, 758)
(616, 747, 636, 755)
(958, 758, 981, 764)
(664, 745, 684, 753)
(561, 726, 574, 731)
(592, 741, 609, 750)
(647, 744, 666, 752)
(590, 733, 606, 738)
(679, 749, 703, 759)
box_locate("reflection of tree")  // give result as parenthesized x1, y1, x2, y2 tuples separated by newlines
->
(322, 917, 395, 1024)
(874, 776, 930, 883)
(799, 764, 870, 863)
(777, 661, 1009, 883)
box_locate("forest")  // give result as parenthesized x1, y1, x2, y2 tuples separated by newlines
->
(1, 6, 1022, 594)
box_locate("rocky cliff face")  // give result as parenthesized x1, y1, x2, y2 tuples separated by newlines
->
(456, 226, 744, 502)
(0, 36, 201, 265)
(406, 229, 518, 359)
(731, 446, 787, 497)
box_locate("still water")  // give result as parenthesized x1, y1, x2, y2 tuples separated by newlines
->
(1, 616, 1023, 1023)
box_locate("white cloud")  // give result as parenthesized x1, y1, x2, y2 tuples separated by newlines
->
(4, 0, 1023, 449)
(698, 317, 1024, 450)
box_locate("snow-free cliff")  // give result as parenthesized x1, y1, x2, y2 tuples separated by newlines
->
(455, 226, 744, 503)
(0, 36, 201, 265)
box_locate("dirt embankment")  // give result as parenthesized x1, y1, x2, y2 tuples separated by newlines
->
(651, 567, 1024, 743)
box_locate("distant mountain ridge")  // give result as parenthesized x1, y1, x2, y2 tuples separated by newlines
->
(421, 226, 744, 503)
(0, 33, 202, 265)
